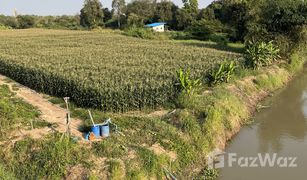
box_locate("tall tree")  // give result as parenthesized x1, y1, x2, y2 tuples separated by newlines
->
(153, 0, 178, 28)
(126, 0, 156, 25)
(213, 0, 249, 41)
(198, 8, 216, 21)
(112, 0, 126, 28)
(80, 0, 104, 29)
(17, 15, 36, 29)
(183, 0, 198, 12)
(103, 8, 113, 23)
(246, 0, 307, 54)
(176, 0, 199, 29)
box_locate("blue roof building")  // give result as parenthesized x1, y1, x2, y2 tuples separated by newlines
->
(145, 22, 167, 32)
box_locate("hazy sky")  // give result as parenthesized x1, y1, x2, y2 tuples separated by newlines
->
(0, 0, 214, 16)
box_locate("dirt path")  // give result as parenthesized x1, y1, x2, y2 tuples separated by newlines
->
(0, 74, 84, 139)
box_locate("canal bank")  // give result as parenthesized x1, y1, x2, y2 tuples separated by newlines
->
(180, 50, 307, 178)
(218, 60, 307, 180)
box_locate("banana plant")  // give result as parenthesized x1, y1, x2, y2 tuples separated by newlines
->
(245, 41, 280, 69)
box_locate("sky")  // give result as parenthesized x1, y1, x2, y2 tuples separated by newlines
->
(0, 0, 214, 16)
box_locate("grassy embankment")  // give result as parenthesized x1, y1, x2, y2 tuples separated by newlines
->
(0, 84, 93, 179)
(0, 29, 305, 179)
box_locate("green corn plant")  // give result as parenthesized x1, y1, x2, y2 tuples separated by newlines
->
(176, 69, 202, 96)
(0, 29, 241, 112)
(209, 61, 236, 85)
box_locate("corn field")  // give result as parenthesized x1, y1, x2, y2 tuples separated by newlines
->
(0, 29, 241, 112)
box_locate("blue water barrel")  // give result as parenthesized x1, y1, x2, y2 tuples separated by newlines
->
(100, 124, 110, 137)
(91, 126, 100, 137)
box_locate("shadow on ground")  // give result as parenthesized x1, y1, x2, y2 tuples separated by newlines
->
(181, 41, 245, 54)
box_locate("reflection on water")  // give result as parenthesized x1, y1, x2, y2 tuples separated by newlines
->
(257, 76, 307, 153)
(302, 91, 307, 118)
(219, 69, 307, 180)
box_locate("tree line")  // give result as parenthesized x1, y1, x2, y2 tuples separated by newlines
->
(0, 0, 306, 53)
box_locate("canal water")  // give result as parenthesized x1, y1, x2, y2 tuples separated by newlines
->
(219, 68, 307, 180)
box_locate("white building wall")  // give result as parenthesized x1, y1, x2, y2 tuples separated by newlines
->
(152, 25, 165, 32)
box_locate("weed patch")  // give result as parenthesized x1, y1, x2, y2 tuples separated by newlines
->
(0, 134, 91, 179)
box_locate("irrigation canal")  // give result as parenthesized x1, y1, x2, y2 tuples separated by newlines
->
(219, 68, 307, 180)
